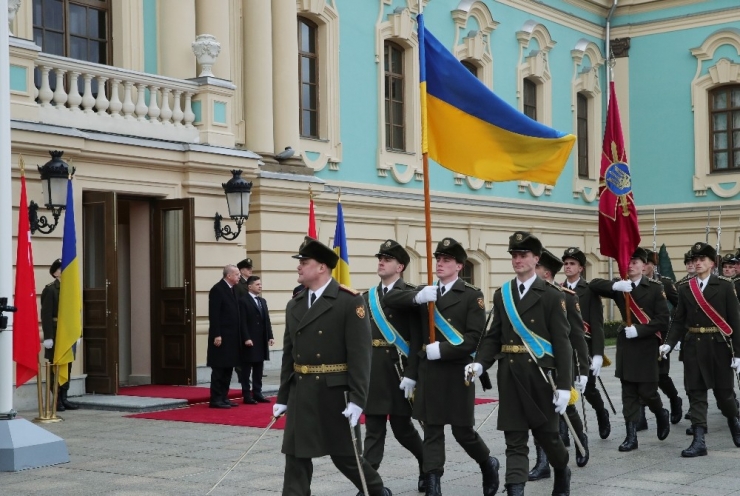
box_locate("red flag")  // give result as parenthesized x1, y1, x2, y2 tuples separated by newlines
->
(13, 173, 40, 387)
(598, 82, 640, 278)
(308, 193, 317, 238)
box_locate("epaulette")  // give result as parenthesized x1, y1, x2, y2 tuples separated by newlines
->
(719, 276, 734, 283)
(677, 278, 691, 286)
(339, 284, 359, 295)
(561, 285, 576, 295)
(546, 280, 564, 292)
(45, 281, 55, 288)
(464, 281, 480, 291)
(404, 282, 417, 289)
(649, 278, 663, 285)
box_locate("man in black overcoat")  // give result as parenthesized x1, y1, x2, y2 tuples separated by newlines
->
(239, 275, 274, 404)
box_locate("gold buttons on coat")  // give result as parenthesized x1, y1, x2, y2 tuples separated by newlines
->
(315, 376, 320, 380)
(316, 353, 321, 358)
(318, 331, 323, 335)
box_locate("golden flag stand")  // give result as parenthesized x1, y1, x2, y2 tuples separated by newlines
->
(33, 359, 63, 423)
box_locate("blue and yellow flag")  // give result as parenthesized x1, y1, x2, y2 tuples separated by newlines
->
(418, 14, 575, 185)
(332, 201, 351, 286)
(53, 178, 82, 385)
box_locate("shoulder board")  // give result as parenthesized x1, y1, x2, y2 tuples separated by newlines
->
(404, 282, 417, 289)
(677, 278, 691, 286)
(561, 286, 576, 295)
(649, 279, 662, 285)
(339, 284, 359, 295)
(45, 281, 55, 288)
(464, 281, 480, 291)
(719, 276, 734, 283)
(660, 276, 673, 282)
(546, 280, 564, 292)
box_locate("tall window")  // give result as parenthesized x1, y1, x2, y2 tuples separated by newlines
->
(461, 261, 475, 286)
(462, 60, 478, 78)
(577, 93, 590, 178)
(33, 0, 111, 64)
(298, 17, 319, 139)
(523, 78, 537, 121)
(384, 41, 405, 151)
(710, 85, 740, 172)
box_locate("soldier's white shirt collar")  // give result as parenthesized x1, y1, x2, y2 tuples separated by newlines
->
(382, 279, 398, 293)
(567, 277, 581, 290)
(438, 277, 458, 296)
(516, 274, 537, 298)
(309, 278, 332, 307)
(697, 275, 710, 291)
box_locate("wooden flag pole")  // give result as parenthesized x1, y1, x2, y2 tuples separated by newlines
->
(423, 153, 435, 343)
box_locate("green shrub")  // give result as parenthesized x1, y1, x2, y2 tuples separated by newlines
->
(603, 320, 622, 339)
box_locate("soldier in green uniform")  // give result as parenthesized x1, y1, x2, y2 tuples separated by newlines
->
(41, 258, 78, 412)
(468, 232, 572, 496)
(721, 253, 736, 278)
(385, 237, 499, 496)
(273, 237, 391, 496)
(361, 240, 425, 493)
(590, 248, 671, 452)
(561, 247, 611, 439)
(661, 242, 740, 457)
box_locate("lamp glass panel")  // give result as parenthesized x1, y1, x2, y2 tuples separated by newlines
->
(226, 191, 250, 218)
(49, 176, 69, 207)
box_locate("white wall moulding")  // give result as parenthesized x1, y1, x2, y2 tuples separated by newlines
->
(452, 0, 499, 90)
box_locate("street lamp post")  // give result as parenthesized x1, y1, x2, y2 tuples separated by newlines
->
(29, 150, 75, 235)
(214, 169, 253, 241)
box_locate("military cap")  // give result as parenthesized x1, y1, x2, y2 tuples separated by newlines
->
(433, 237, 467, 264)
(538, 249, 563, 275)
(375, 239, 410, 267)
(562, 247, 586, 266)
(508, 231, 542, 256)
(683, 250, 694, 264)
(722, 253, 736, 266)
(690, 241, 716, 260)
(631, 247, 648, 264)
(237, 258, 253, 270)
(49, 258, 62, 276)
(644, 248, 658, 265)
(292, 236, 339, 269)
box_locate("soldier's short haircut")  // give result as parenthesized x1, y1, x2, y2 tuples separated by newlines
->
(246, 275, 261, 286)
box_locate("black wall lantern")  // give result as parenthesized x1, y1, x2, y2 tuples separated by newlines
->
(214, 169, 253, 241)
(29, 150, 75, 235)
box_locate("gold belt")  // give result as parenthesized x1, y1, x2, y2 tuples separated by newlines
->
(688, 327, 719, 334)
(293, 363, 348, 374)
(502, 344, 529, 354)
(372, 339, 393, 347)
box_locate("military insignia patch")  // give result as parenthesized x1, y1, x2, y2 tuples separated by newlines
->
(561, 299, 566, 312)
(443, 239, 451, 246)
(356, 306, 366, 319)
(694, 243, 702, 250)
(568, 248, 575, 254)
(516, 233, 523, 241)
(477, 298, 485, 310)
(576, 302, 581, 313)
(385, 240, 391, 247)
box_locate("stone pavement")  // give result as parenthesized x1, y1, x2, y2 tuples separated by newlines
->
(3, 347, 740, 495)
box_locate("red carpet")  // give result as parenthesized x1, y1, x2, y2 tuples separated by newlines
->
(127, 397, 498, 429)
(117, 385, 242, 404)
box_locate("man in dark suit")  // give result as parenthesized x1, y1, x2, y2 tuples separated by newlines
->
(238, 275, 274, 404)
(469, 232, 572, 496)
(274, 237, 391, 496)
(662, 242, 740, 457)
(207, 265, 248, 409)
(590, 248, 671, 451)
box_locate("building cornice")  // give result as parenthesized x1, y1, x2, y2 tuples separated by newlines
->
(610, 7, 740, 38)
(494, 0, 604, 38)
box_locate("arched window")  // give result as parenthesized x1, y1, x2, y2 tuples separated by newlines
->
(298, 17, 319, 139)
(523, 78, 537, 121)
(461, 60, 478, 78)
(384, 41, 405, 151)
(709, 84, 740, 172)
(577, 92, 590, 178)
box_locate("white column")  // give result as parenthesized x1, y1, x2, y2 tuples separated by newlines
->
(243, 0, 274, 155)
(158, 0, 196, 79)
(271, 0, 301, 155)
(195, 0, 231, 80)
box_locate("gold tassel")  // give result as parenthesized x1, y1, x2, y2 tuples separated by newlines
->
(603, 353, 612, 367)
(568, 387, 579, 406)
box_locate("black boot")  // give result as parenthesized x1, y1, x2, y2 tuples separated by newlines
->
(505, 483, 525, 496)
(551, 466, 571, 496)
(528, 443, 551, 481)
(61, 390, 79, 410)
(55, 394, 65, 412)
(595, 408, 611, 439)
(618, 422, 638, 451)
(636, 405, 648, 431)
(670, 396, 683, 424)
(417, 460, 426, 493)
(559, 416, 570, 447)
(425, 472, 441, 496)
(681, 425, 707, 457)
(575, 431, 589, 468)
(655, 407, 670, 440)
(480, 456, 500, 496)
(686, 425, 708, 436)
(728, 416, 740, 447)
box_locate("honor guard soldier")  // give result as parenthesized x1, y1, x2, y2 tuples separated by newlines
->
(385, 237, 499, 496)
(468, 232, 573, 496)
(561, 247, 610, 439)
(679, 250, 696, 283)
(273, 237, 392, 496)
(362, 240, 425, 493)
(661, 242, 740, 457)
(722, 253, 737, 278)
(590, 248, 671, 452)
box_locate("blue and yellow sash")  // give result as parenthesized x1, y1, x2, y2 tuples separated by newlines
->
(433, 305, 465, 346)
(368, 286, 409, 356)
(501, 280, 553, 359)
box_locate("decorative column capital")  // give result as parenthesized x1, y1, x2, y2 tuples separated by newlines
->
(611, 37, 631, 58)
(8, 0, 22, 35)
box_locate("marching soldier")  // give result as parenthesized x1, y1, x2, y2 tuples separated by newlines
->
(590, 248, 671, 452)
(661, 242, 740, 457)
(469, 232, 573, 496)
(528, 248, 590, 481)
(721, 254, 736, 278)
(679, 250, 696, 284)
(362, 240, 425, 493)
(273, 237, 392, 496)
(385, 237, 499, 496)
(561, 247, 610, 439)
(731, 249, 740, 299)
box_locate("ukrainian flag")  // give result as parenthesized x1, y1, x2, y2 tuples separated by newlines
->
(332, 201, 351, 286)
(53, 178, 82, 385)
(419, 14, 575, 185)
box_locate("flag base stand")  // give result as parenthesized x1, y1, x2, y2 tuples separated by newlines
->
(32, 416, 63, 424)
(0, 417, 70, 471)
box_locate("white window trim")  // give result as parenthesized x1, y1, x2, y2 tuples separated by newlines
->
(297, 0, 342, 172)
(571, 39, 604, 203)
(691, 29, 740, 198)
(451, 1, 498, 90)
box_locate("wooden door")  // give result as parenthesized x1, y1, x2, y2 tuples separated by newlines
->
(151, 198, 196, 385)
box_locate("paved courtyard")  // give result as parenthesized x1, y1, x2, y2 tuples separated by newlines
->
(3, 347, 740, 495)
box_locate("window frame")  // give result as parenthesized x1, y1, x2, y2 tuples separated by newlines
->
(298, 16, 320, 140)
(384, 40, 406, 152)
(708, 84, 740, 173)
(523, 78, 537, 121)
(577, 92, 590, 178)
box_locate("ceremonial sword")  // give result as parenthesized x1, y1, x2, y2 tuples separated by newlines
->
(588, 356, 617, 414)
(345, 391, 370, 496)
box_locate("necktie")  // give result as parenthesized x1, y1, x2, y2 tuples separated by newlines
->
(440, 286, 446, 295)
(699, 281, 704, 290)
(519, 283, 525, 295)
(310, 292, 317, 307)
(631, 282, 636, 290)
(383, 287, 388, 295)
(256, 297, 262, 310)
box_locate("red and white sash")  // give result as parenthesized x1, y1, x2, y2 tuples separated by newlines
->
(689, 278, 733, 336)
(627, 294, 661, 341)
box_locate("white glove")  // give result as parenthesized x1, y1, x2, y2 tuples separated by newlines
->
(659, 344, 672, 358)
(590, 355, 603, 377)
(464, 363, 484, 382)
(731, 357, 740, 370)
(553, 389, 570, 415)
(674, 341, 682, 352)
(43, 339, 53, 349)
(624, 326, 638, 339)
(414, 285, 438, 304)
(425, 341, 441, 360)
(574, 375, 588, 392)
(273, 403, 287, 418)
(342, 402, 363, 427)
(612, 280, 633, 293)
(399, 377, 416, 398)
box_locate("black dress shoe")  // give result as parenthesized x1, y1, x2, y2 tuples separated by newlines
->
(596, 408, 611, 439)
(60, 391, 79, 410)
(656, 407, 670, 441)
(253, 395, 271, 403)
(480, 456, 499, 496)
(425, 472, 442, 496)
(209, 402, 231, 409)
(243, 397, 257, 405)
(670, 396, 683, 424)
